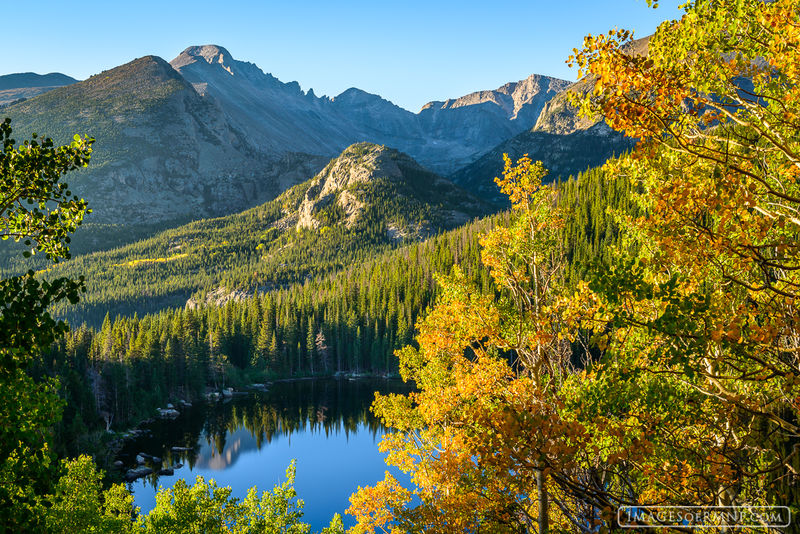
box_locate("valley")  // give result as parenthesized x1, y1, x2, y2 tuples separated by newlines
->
(5, 2, 794, 530)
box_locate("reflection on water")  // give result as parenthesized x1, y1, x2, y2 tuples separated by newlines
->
(118, 378, 412, 529)
(196, 427, 251, 470)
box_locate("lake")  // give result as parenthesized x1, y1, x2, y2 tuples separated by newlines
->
(117, 378, 413, 530)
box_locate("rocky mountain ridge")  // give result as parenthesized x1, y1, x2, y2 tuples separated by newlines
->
(169, 45, 571, 174)
(425, 73, 568, 122)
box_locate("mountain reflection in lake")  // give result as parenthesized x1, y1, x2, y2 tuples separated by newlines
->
(118, 378, 413, 530)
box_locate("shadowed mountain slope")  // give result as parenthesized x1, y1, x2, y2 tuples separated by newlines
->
(450, 124, 634, 205)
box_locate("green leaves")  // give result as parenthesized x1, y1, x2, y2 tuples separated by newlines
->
(45, 455, 135, 534)
(0, 117, 93, 262)
(0, 272, 84, 375)
(0, 119, 91, 529)
(137, 461, 317, 534)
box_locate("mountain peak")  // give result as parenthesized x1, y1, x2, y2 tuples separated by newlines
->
(331, 88, 402, 110)
(427, 73, 570, 120)
(171, 45, 235, 73)
(0, 72, 79, 105)
(182, 44, 232, 62)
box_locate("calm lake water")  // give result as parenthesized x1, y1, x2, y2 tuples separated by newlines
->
(118, 378, 413, 530)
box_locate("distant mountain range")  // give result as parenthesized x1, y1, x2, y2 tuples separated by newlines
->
(0, 43, 637, 253)
(0, 72, 78, 105)
(170, 44, 572, 174)
(448, 37, 652, 201)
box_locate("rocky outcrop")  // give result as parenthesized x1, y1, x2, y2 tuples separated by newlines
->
(186, 286, 252, 310)
(157, 408, 180, 418)
(296, 144, 405, 230)
(124, 467, 153, 482)
(291, 143, 490, 235)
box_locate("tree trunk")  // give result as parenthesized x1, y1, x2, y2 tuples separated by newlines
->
(536, 468, 549, 534)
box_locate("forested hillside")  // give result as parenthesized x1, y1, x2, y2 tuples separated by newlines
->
(2, 143, 490, 326)
(42, 217, 494, 455)
(450, 125, 634, 205)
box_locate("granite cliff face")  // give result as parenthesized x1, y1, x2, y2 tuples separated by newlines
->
(414, 74, 570, 171)
(169, 45, 571, 174)
(170, 45, 368, 156)
(423, 74, 569, 127)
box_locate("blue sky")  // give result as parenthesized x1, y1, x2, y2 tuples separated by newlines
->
(4, 1, 683, 111)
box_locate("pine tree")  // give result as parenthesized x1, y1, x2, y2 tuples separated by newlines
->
(253, 324, 271, 371)
(306, 316, 316, 375)
(315, 330, 329, 374)
(268, 332, 279, 373)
